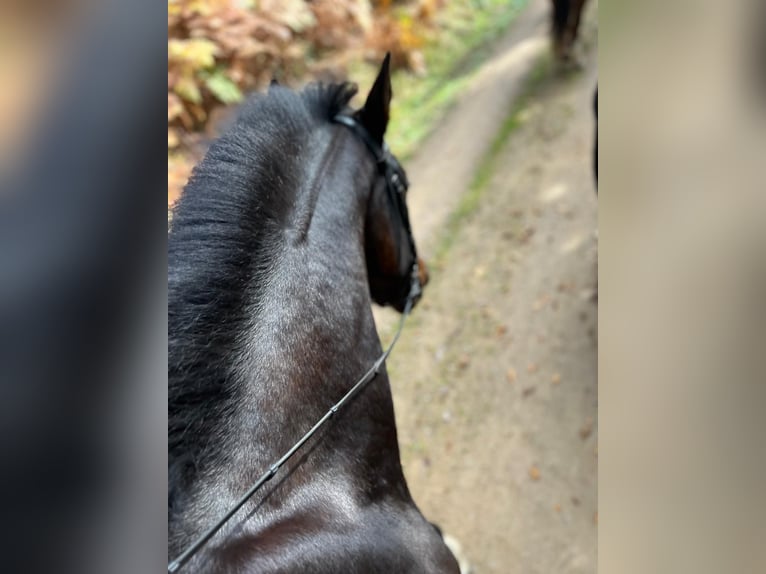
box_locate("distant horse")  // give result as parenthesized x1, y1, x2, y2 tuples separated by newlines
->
(550, 0, 588, 62)
(593, 85, 597, 190)
(168, 55, 461, 573)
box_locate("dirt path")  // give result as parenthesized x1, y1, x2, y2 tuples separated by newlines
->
(379, 3, 599, 573)
(403, 0, 551, 259)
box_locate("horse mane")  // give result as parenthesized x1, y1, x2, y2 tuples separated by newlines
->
(168, 81, 358, 513)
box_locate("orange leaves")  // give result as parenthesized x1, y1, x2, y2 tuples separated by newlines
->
(168, 94, 184, 123)
(167, 0, 445, 161)
(309, 0, 371, 52)
(167, 1, 298, 150)
(366, 1, 436, 73)
(168, 38, 218, 70)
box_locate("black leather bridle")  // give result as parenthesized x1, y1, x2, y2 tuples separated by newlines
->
(334, 113, 420, 294)
(168, 116, 422, 573)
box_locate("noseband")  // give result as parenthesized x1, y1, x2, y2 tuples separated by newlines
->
(168, 116, 422, 573)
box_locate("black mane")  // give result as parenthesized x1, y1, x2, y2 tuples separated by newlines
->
(168, 82, 358, 512)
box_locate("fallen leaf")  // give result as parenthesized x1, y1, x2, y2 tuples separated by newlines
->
(527, 363, 539, 374)
(551, 373, 561, 384)
(579, 417, 594, 440)
(520, 227, 536, 243)
(506, 368, 517, 383)
(529, 466, 541, 481)
(168, 128, 180, 149)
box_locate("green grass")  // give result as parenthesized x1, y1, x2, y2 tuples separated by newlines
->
(428, 53, 553, 270)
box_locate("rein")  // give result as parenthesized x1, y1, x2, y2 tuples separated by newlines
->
(168, 115, 421, 573)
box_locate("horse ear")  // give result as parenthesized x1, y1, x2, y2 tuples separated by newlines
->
(357, 53, 392, 143)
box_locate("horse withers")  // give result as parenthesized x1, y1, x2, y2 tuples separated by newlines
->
(168, 56, 461, 573)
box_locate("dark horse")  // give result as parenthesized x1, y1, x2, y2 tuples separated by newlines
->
(168, 56, 461, 573)
(550, 0, 588, 62)
(593, 85, 597, 190)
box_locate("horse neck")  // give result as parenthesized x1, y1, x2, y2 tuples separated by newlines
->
(260, 127, 381, 364)
(225, 129, 395, 473)
(169, 109, 410, 555)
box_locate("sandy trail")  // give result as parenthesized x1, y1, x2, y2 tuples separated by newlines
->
(403, 0, 551, 258)
(377, 2, 599, 572)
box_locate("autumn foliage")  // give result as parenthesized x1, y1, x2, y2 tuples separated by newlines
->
(168, 0, 443, 152)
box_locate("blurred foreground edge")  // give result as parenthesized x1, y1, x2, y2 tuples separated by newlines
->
(0, 1, 167, 573)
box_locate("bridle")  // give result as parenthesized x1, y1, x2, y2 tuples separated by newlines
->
(168, 115, 422, 573)
(334, 113, 419, 286)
